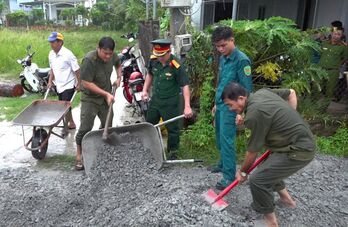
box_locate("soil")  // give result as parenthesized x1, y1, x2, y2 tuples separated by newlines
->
(0, 137, 347, 226)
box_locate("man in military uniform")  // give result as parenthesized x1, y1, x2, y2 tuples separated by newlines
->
(222, 82, 315, 227)
(210, 26, 253, 190)
(75, 37, 122, 170)
(318, 27, 348, 100)
(142, 39, 193, 159)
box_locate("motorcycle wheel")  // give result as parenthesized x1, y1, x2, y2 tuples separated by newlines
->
(21, 78, 36, 93)
(31, 128, 48, 160)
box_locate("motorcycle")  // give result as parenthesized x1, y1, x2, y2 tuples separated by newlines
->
(17, 45, 51, 93)
(119, 33, 148, 119)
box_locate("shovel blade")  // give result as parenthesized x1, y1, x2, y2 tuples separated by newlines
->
(212, 198, 229, 211)
(103, 131, 122, 145)
(202, 189, 229, 211)
(202, 189, 218, 204)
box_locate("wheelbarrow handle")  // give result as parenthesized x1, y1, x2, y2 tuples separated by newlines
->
(44, 88, 50, 100)
(154, 114, 185, 128)
(70, 90, 78, 103)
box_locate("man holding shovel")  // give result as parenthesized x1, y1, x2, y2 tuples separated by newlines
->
(142, 39, 193, 160)
(222, 82, 315, 227)
(75, 37, 122, 170)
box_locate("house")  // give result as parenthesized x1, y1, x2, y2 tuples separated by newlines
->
(6, 0, 94, 21)
(191, 0, 348, 32)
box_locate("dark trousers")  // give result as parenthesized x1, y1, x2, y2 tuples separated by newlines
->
(249, 152, 313, 214)
(75, 100, 111, 146)
(146, 95, 180, 151)
(58, 87, 75, 101)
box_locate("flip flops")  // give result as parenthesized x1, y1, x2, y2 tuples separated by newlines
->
(75, 160, 84, 171)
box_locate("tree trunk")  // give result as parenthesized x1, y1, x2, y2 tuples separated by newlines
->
(0, 83, 24, 97)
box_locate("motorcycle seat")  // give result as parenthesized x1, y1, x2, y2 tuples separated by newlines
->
(36, 68, 50, 78)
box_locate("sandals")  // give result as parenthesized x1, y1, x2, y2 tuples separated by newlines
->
(75, 160, 84, 171)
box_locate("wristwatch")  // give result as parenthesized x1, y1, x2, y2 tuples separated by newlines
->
(240, 171, 247, 177)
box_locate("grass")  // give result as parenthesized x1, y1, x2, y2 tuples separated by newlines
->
(178, 128, 250, 166)
(0, 28, 129, 78)
(316, 127, 348, 157)
(35, 154, 76, 171)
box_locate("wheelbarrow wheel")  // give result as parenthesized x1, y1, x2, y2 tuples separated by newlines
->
(31, 129, 48, 160)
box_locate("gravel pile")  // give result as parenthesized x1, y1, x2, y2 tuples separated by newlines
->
(0, 137, 347, 226)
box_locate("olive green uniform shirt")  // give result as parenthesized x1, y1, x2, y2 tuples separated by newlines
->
(148, 55, 189, 99)
(244, 88, 316, 161)
(80, 50, 120, 105)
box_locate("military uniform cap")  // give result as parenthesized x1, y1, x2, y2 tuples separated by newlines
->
(151, 39, 171, 56)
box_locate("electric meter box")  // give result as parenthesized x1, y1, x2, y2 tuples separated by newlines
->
(174, 34, 192, 56)
(161, 0, 191, 8)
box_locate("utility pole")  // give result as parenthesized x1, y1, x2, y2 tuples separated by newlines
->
(232, 0, 238, 20)
(170, 8, 186, 36)
(153, 0, 156, 20)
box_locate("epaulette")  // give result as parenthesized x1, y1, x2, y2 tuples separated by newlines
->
(171, 59, 180, 69)
(150, 55, 158, 59)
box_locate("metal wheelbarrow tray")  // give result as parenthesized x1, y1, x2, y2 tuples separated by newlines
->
(12, 99, 72, 159)
(82, 115, 202, 176)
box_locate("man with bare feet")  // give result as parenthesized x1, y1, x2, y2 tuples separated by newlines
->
(221, 82, 315, 227)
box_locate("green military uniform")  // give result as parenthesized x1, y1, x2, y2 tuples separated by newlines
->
(244, 88, 315, 214)
(146, 40, 189, 153)
(318, 41, 348, 98)
(75, 50, 120, 146)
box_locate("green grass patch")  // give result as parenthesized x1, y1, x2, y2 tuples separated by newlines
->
(0, 28, 128, 77)
(0, 94, 42, 121)
(35, 154, 76, 171)
(178, 128, 250, 166)
(316, 127, 348, 157)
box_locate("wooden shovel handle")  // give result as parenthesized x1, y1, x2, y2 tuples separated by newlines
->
(102, 85, 117, 140)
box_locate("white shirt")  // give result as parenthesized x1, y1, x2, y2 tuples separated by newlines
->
(49, 46, 80, 93)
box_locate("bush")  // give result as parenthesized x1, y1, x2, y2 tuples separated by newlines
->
(6, 11, 28, 26)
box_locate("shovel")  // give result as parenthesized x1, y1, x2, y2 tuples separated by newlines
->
(203, 150, 271, 211)
(102, 85, 119, 143)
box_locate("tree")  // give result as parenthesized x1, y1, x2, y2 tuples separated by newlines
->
(6, 10, 28, 26)
(60, 8, 75, 21)
(0, 0, 6, 15)
(30, 9, 44, 25)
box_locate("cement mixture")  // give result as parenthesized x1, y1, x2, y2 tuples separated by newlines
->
(0, 135, 347, 226)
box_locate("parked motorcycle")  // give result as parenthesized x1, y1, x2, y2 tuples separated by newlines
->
(119, 33, 148, 119)
(17, 45, 51, 93)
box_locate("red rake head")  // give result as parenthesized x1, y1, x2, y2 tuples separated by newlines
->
(202, 189, 229, 211)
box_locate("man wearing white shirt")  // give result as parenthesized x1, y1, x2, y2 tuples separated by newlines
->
(48, 32, 80, 130)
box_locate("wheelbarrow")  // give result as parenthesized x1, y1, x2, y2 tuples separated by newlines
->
(12, 89, 77, 159)
(82, 114, 202, 175)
